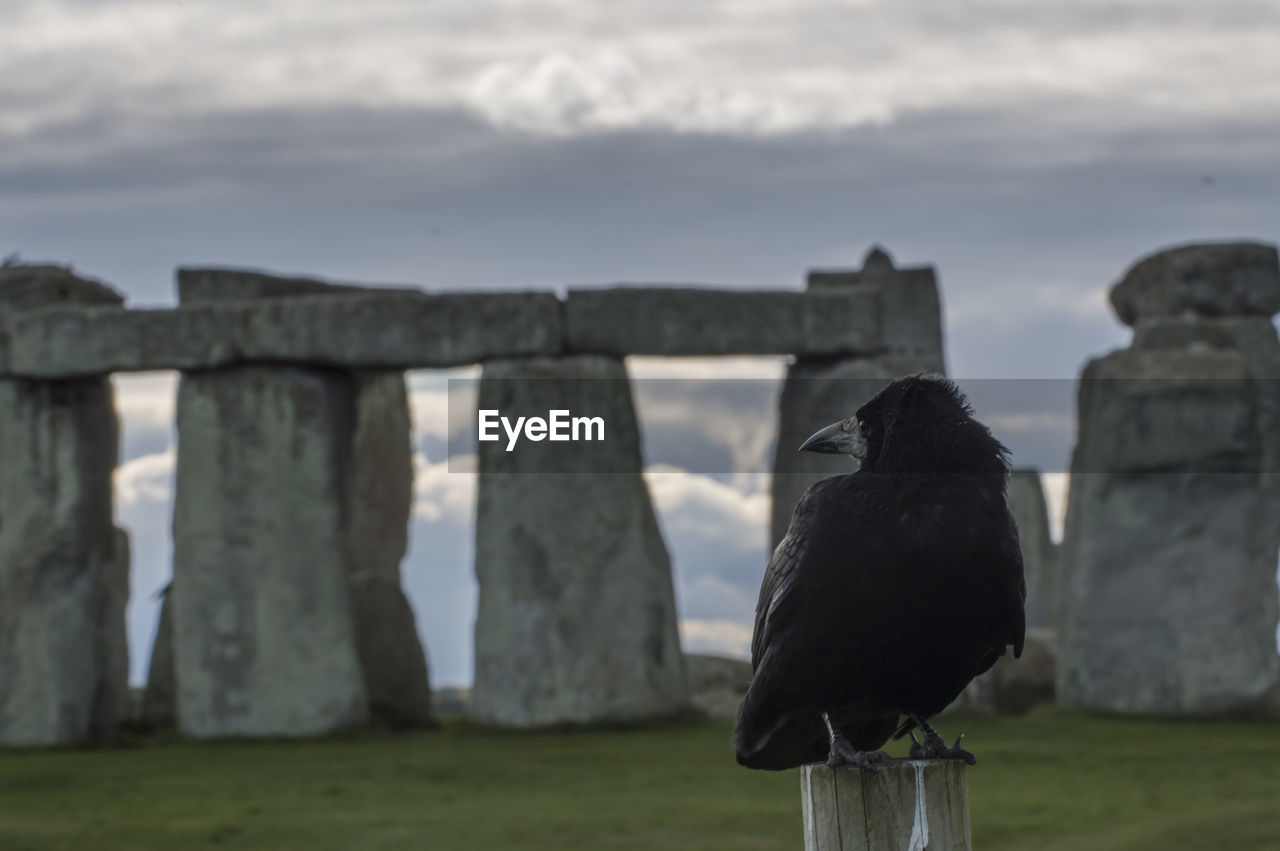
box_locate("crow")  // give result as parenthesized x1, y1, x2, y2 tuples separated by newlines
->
(734, 375, 1024, 771)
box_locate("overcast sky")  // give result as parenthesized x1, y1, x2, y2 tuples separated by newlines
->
(7, 0, 1279, 686)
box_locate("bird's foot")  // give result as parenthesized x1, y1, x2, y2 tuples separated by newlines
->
(827, 738, 890, 771)
(908, 729, 977, 765)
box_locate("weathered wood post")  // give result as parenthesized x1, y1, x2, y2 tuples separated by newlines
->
(801, 762, 971, 851)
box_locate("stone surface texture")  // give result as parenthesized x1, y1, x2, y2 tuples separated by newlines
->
(171, 366, 369, 737)
(1059, 242, 1280, 715)
(166, 270, 431, 734)
(684, 653, 752, 719)
(0, 264, 124, 311)
(0, 376, 128, 745)
(345, 371, 433, 728)
(0, 266, 128, 747)
(471, 356, 688, 726)
(3, 291, 564, 378)
(142, 589, 176, 729)
(956, 628, 1056, 715)
(1008, 469, 1059, 631)
(565, 287, 882, 356)
(1109, 241, 1280, 326)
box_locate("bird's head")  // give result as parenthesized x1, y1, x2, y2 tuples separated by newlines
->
(798, 374, 1009, 476)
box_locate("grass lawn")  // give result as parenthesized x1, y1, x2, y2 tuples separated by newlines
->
(2, 707, 1279, 850)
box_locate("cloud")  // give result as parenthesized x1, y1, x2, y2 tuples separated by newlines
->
(114, 446, 176, 506)
(114, 448, 177, 685)
(465, 49, 892, 136)
(5, 0, 1280, 154)
(412, 451, 477, 523)
(112, 371, 177, 461)
(679, 618, 753, 660)
(646, 464, 770, 551)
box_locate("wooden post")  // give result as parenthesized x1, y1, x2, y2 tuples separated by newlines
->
(801, 761, 971, 851)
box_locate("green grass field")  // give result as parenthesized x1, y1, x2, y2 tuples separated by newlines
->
(2, 707, 1279, 850)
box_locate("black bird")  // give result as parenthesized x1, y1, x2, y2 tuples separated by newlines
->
(734, 375, 1024, 771)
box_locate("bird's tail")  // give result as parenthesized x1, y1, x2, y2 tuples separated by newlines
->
(733, 689, 826, 771)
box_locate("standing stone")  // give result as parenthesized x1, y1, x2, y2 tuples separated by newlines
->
(771, 247, 946, 547)
(1059, 242, 1280, 714)
(142, 588, 176, 729)
(346, 371, 433, 728)
(172, 268, 432, 731)
(954, 470, 1060, 714)
(471, 355, 688, 726)
(1008, 469, 1059, 632)
(172, 366, 368, 737)
(0, 265, 129, 746)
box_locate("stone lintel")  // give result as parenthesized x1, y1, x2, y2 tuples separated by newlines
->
(565, 287, 882, 357)
(2, 291, 563, 377)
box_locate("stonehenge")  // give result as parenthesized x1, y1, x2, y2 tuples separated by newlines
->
(1059, 242, 1280, 715)
(3, 238, 1280, 744)
(0, 258, 896, 743)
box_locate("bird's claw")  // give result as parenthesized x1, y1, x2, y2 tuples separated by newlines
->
(909, 730, 977, 765)
(827, 739, 890, 771)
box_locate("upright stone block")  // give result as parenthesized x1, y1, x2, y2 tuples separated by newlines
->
(471, 355, 688, 726)
(142, 588, 176, 729)
(346, 371, 433, 728)
(172, 269, 431, 731)
(0, 266, 128, 747)
(172, 367, 368, 737)
(1059, 243, 1280, 714)
(770, 247, 946, 547)
(1007, 469, 1059, 632)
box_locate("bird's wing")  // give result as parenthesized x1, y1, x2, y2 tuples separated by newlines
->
(750, 479, 830, 671)
(750, 526, 803, 672)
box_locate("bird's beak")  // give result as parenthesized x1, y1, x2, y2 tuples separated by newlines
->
(798, 417, 867, 459)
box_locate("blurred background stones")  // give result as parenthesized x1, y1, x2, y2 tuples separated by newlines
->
(1059, 241, 1280, 715)
(5, 239, 1280, 745)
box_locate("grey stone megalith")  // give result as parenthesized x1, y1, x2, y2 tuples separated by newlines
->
(169, 268, 430, 736)
(471, 355, 689, 726)
(1059, 242, 1280, 714)
(141, 584, 175, 729)
(173, 366, 369, 736)
(1008, 468, 1059, 633)
(770, 247, 946, 547)
(0, 265, 130, 746)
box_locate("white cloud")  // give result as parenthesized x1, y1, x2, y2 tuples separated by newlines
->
(465, 49, 892, 135)
(5, 0, 1279, 148)
(411, 451, 476, 523)
(114, 447, 176, 506)
(406, 367, 478, 450)
(679, 618, 753, 660)
(111, 371, 178, 461)
(645, 464, 770, 552)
